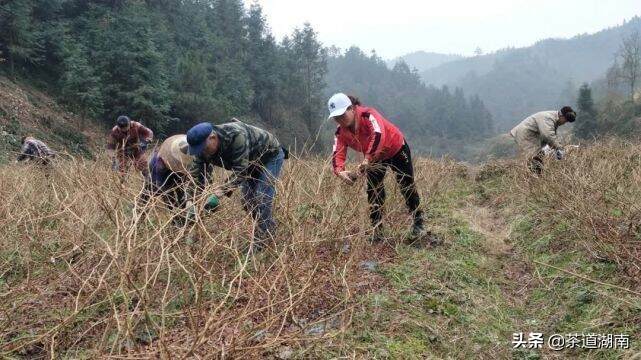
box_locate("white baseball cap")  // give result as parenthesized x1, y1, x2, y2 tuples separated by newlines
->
(327, 93, 352, 120)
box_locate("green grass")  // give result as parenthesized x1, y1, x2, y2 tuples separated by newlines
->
(334, 168, 640, 358)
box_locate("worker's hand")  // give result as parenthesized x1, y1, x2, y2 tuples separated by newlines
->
(140, 140, 149, 151)
(555, 149, 565, 160)
(338, 171, 358, 185)
(185, 201, 197, 221)
(357, 159, 370, 175)
(212, 188, 226, 198)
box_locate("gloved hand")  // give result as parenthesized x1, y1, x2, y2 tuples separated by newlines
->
(204, 194, 220, 212)
(140, 140, 149, 152)
(555, 149, 564, 160)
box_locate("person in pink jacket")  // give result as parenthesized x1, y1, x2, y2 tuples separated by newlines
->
(328, 93, 433, 244)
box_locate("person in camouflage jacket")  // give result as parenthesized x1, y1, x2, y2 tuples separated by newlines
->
(185, 120, 285, 251)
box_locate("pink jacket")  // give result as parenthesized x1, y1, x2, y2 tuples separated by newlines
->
(332, 105, 405, 174)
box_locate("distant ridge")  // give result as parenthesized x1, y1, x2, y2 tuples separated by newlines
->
(420, 16, 641, 130)
(388, 51, 463, 73)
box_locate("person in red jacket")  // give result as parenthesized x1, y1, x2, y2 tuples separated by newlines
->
(107, 115, 153, 177)
(328, 93, 431, 243)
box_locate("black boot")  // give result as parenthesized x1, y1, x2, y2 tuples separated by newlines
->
(407, 210, 442, 246)
(369, 223, 385, 243)
(406, 210, 428, 244)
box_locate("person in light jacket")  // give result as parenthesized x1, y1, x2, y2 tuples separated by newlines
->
(510, 106, 576, 174)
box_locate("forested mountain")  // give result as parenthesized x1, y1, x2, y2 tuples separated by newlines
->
(0, 0, 328, 149)
(0, 0, 493, 158)
(388, 51, 462, 73)
(421, 17, 641, 130)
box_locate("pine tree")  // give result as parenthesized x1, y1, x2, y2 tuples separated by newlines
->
(60, 40, 103, 125)
(287, 23, 327, 139)
(0, 0, 43, 75)
(246, 2, 282, 123)
(207, 0, 253, 118)
(172, 50, 218, 123)
(98, 2, 170, 130)
(574, 83, 599, 140)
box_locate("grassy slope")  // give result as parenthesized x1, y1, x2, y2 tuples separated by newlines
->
(0, 76, 101, 164)
(334, 154, 641, 359)
(0, 77, 639, 357)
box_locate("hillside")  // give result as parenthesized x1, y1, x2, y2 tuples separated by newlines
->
(0, 76, 101, 164)
(388, 51, 463, 73)
(0, 140, 639, 358)
(420, 17, 641, 130)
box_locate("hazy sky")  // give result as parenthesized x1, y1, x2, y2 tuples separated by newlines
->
(245, 0, 641, 58)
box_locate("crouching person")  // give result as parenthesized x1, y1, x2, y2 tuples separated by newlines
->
(510, 106, 576, 175)
(185, 121, 285, 252)
(327, 93, 435, 245)
(107, 115, 153, 178)
(136, 135, 199, 225)
(17, 136, 56, 165)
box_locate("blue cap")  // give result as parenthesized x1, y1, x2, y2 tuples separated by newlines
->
(186, 122, 213, 156)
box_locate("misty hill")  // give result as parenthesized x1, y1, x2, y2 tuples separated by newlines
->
(388, 51, 462, 72)
(421, 16, 641, 130)
(327, 47, 494, 159)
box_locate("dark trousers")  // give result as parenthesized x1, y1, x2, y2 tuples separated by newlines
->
(366, 142, 421, 226)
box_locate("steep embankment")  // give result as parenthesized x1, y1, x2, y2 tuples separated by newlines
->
(0, 76, 102, 163)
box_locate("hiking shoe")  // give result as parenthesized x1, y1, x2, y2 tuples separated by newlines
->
(408, 210, 426, 239)
(425, 232, 443, 246)
(405, 210, 442, 246)
(405, 228, 443, 247)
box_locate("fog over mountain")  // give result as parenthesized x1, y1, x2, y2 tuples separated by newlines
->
(417, 17, 641, 130)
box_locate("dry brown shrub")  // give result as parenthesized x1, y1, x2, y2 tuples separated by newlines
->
(510, 139, 641, 282)
(0, 152, 460, 358)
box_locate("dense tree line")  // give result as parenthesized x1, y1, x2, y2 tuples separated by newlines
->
(327, 47, 494, 156)
(573, 81, 641, 141)
(420, 17, 641, 131)
(0, 0, 493, 156)
(0, 0, 327, 145)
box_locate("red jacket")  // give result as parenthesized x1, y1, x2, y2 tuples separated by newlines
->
(332, 105, 405, 175)
(107, 121, 154, 152)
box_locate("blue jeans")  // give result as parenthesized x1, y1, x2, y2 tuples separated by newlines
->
(240, 149, 284, 236)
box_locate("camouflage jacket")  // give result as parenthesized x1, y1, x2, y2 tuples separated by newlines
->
(189, 121, 281, 193)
